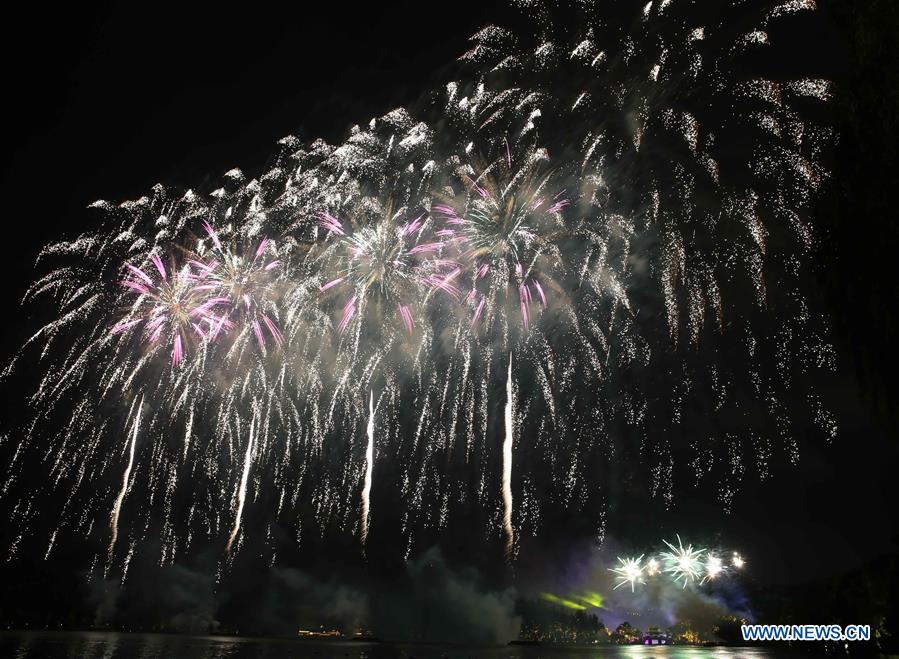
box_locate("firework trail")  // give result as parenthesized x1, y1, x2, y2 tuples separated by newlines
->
(226, 410, 256, 556)
(108, 396, 143, 559)
(361, 389, 375, 551)
(502, 353, 514, 560)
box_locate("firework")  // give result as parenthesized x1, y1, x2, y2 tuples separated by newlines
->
(114, 254, 221, 365)
(108, 396, 143, 559)
(610, 540, 743, 592)
(434, 153, 567, 331)
(0, 0, 837, 576)
(429, 148, 575, 560)
(317, 203, 451, 335)
(703, 554, 724, 583)
(195, 221, 283, 351)
(661, 536, 706, 588)
(610, 555, 645, 592)
(315, 201, 451, 550)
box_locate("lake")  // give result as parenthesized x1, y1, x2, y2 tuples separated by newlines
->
(0, 632, 797, 658)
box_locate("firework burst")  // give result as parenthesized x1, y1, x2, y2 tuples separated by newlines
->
(703, 553, 724, 583)
(661, 535, 706, 588)
(610, 539, 744, 592)
(194, 221, 284, 351)
(114, 253, 221, 365)
(317, 202, 451, 335)
(314, 199, 453, 552)
(435, 151, 568, 332)
(610, 554, 645, 592)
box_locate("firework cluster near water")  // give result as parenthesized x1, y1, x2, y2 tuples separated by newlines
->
(1, 0, 836, 586)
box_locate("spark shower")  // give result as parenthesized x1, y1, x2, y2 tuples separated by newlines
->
(1, 0, 836, 584)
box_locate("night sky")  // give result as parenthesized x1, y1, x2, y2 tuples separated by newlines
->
(1, 0, 897, 641)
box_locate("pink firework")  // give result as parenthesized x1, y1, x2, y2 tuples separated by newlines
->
(317, 204, 455, 335)
(195, 221, 283, 351)
(434, 162, 567, 331)
(113, 254, 225, 365)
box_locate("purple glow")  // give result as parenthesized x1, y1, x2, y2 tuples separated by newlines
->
(398, 305, 413, 333)
(318, 212, 346, 235)
(202, 220, 222, 249)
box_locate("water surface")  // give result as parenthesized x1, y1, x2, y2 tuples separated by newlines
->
(0, 631, 790, 659)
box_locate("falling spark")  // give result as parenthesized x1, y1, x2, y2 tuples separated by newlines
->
(502, 353, 514, 560)
(361, 390, 375, 550)
(108, 396, 142, 559)
(226, 413, 256, 555)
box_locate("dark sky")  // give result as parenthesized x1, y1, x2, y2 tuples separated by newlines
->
(1, 0, 498, 317)
(1, 0, 897, 636)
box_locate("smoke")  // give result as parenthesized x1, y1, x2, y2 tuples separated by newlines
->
(370, 547, 521, 644)
(81, 544, 521, 642)
(619, 576, 749, 638)
(248, 567, 370, 635)
(87, 562, 219, 634)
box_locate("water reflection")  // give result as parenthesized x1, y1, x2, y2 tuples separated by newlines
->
(0, 632, 784, 659)
(619, 646, 773, 658)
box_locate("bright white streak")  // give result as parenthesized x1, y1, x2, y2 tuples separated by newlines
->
(109, 395, 142, 558)
(226, 414, 255, 555)
(361, 389, 374, 550)
(503, 353, 514, 560)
